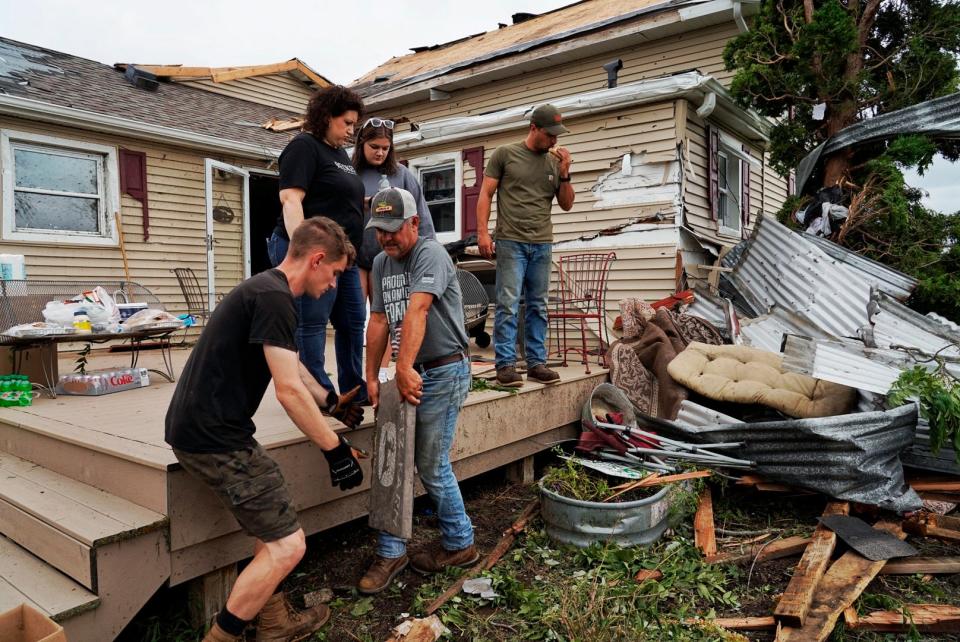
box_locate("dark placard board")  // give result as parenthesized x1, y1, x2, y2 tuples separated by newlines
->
(368, 379, 416, 539)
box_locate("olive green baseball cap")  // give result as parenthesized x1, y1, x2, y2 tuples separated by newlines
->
(530, 104, 569, 135)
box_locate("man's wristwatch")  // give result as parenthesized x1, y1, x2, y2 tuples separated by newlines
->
(559, 175, 571, 183)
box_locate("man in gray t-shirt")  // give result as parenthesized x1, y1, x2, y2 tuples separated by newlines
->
(360, 187, 476, 595)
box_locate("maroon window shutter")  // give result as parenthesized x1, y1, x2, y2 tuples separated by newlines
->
(741, 145, 751, 237)
(708, 126, 719, 221)
(461, 146, 484, 238)
(119, 148, 150, 240)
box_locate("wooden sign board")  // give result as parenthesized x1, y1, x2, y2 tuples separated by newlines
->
(369, 379, 416, 540)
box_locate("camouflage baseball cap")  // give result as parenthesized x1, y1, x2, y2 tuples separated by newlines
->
(530, 104, 569, 135)
(366, 187, 418, 233)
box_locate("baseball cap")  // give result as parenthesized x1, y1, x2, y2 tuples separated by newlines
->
(366, 187, 418, 233)
(530, 104, 569, 135)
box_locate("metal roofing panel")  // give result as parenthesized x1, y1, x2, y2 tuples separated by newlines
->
(740, 306, 835, 353)
(728, 216, 873, 338)
(866, 289, 960, 359)
(804, 234, 917, 301)
(781, 335, 907, 394)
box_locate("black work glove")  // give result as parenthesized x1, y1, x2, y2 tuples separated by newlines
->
(322, 436, 363, 491)
(322, 385, 364, 429)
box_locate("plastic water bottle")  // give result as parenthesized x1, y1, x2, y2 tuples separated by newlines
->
(16, 376, 32, 406)
(378, 174, 390, 191)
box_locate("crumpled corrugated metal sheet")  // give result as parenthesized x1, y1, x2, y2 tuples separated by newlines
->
(903, 417, 960, 476)
(728, 216, 874, 338)
(865, 289, 960, 359)
(685, 286, 728, 329)
(740, 306, 835, 353)
(796, 91, 960, 194)
(646, 403, 921, 512)
(781, 335, 912, 394)
(803, 233, 917, 301)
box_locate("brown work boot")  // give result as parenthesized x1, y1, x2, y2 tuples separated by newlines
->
(495, 365, 523, 387)
(202, 622, 243, 642)
(527, 363, 560, 384)
(255, 592, 330, 642)
(410, 543, 480, 574)
(357, 554, 409, 594)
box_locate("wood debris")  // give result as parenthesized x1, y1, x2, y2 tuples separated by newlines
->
(774, 502, 849, 627)
(843, 603, 960, 633)
(633, 569, 664, 582)
(706, 535, 812, 565)
(880, 556, 960, 575)
(693, 486, 717, 557)
(903, 512, 960, 543)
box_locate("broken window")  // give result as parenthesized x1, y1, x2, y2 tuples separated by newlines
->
(2, 130, 119, 246)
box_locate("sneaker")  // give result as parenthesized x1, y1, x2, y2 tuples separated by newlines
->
(255, 592, 329, 642)
(357, 554, 409, 594)
(410, 543, 480, 575)
(495, 366, 523, 387)
(527, 364, 560, 384)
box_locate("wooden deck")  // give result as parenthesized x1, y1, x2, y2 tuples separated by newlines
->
(0, 343, 607, 641)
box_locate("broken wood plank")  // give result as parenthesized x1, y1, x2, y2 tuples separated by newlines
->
(633, 569, 664, 582)
(903, 512, 960, 543)
(908, 479, 960, 492)
(686, 616, 776, 631)
(776, 520, 905, 642)
(424, 499, 539, 616)
(603, 470, 710, 502)
(774, 501, 849, 627)
(880, 556, 960, 575)
(846, 604, 960, 633)
(918, 491, 960, 504)
(707, 535, 812, 565)
(694, 486, 717, 557)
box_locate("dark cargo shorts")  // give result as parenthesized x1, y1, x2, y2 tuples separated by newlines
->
(173, 443, 300, 542)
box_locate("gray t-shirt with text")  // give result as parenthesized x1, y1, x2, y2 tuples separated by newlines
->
(371, 237, 468, 364)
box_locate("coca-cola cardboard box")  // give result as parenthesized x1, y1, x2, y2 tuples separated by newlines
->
(57, 367, 150, 396)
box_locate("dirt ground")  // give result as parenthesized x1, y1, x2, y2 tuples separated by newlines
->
(121, 457, 960, 642)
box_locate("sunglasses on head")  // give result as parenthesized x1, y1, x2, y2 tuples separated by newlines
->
(362, 118, 395, 130)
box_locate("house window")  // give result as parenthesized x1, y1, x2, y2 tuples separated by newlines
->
(2, 130, 119, 246)
(409, 152, 462, 244)
(717, 150, 741, 235)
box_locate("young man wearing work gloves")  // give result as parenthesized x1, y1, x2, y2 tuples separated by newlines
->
(359, 187, 477, 594)
(165, 217, 364, 642)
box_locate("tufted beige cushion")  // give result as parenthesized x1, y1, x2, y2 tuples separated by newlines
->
(666, 342, 857, 418)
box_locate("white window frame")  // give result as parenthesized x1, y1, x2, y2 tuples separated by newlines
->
(1, 129, 120, 246)
(408, 151, 462, 244)
(716, 148, 741, 238)
(714, 130, 759, 239)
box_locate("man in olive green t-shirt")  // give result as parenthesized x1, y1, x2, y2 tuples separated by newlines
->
(477, 104, 575, 387)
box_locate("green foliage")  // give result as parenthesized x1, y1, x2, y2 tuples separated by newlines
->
(724, 0, 960, 175)
(540, 457, 613, 502)
(470, 377, 520, 395)
(889, 364, 960, 460)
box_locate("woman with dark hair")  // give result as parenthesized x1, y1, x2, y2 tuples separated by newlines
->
(352, 118, 436, 381)
(267, 85, 367, 423)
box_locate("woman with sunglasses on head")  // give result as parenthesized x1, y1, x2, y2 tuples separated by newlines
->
(352, 118, 437, 379)
(267, 85, 369, 425)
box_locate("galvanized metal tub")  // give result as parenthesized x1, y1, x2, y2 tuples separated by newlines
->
(539, 481, 671, 548)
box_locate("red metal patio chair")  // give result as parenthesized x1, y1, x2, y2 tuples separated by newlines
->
(550, 251, 617, 373)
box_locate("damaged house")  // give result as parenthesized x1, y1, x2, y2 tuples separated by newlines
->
(0, 37, 328, 314)
(351, 0, 790, 317)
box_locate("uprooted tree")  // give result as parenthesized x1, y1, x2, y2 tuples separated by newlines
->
(723, 0, 960, 321)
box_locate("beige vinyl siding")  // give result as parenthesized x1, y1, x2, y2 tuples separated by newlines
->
(761, 159, 789, 219)
(380, 23, 739, 129)
(181, 74, 311, 114)
(0, 116, 270, 318)
(402, 102, 680, 244)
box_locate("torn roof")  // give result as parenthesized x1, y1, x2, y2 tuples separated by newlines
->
(0, 37, 300, 154)
(112, 59, 331, 88)
(352, 0, 744, 105)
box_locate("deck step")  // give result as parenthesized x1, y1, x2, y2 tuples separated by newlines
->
(0, 451, 167, 590)
(0, 534, 99, 623)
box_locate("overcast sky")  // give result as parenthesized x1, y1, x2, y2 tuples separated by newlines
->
(3, 0, 956, 211)
(1, 0, 570, 85)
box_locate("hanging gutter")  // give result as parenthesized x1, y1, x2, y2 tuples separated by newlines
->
(795, 91, 960, 195)
(727, 215, 874, 338)
(0, 94, 283, 160)
(865, 288, 960, 359)
(393, 71, 769, 152)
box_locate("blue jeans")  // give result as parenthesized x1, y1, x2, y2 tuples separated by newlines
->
(267, 232, 367, 402)
(377, 358, 473, 558)
(494, 239, 551, 369)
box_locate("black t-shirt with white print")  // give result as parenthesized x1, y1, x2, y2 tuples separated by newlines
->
(165, 269, 298, 453)
(275, 132, 365, 251)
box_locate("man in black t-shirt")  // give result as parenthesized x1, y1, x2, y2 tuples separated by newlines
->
(166, 217, 363, 642)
